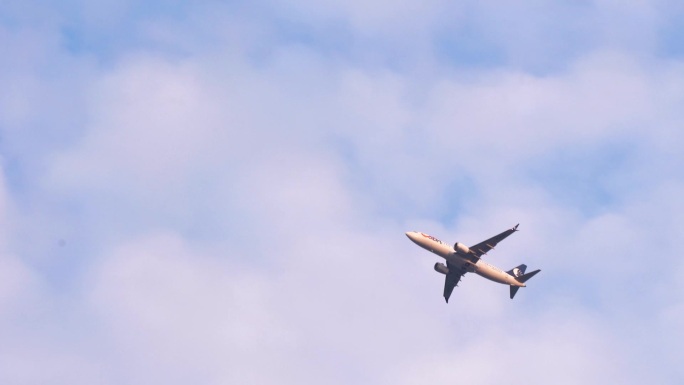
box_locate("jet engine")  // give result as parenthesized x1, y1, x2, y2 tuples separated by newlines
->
(454, 242, 470, 255)
(434, 262, 449, 275)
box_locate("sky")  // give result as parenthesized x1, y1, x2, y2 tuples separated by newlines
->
(1, 0, 684, 384)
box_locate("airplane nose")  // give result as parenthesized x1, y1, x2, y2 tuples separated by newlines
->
(405, 231, 421, 245)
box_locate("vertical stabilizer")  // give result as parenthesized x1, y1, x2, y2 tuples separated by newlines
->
(506, 264, 527, 278)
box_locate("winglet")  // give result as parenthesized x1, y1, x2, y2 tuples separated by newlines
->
(513, 223, 519, 231)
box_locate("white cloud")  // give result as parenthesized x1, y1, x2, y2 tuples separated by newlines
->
(21, 50, 684, 383)
(48, 56, 214, 192)
(0, 166, 37, 314)
(387, 312, 632, 385)
(4, 1, 684, 384)
(87, 232, 293, 383)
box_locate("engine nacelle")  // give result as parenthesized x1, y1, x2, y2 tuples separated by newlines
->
(454, 242, 470, 255)
(434, 262, 449, 275)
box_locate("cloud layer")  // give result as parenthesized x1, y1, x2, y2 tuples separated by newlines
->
(2, 1, 684, 384)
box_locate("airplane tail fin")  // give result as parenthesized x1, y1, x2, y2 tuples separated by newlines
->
(506, 264, 527, 278)
(509, 269, 541, 299)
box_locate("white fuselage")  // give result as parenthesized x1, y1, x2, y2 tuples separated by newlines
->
(405, 231, 525, 287)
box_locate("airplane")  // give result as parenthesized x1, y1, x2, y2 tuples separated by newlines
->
(405, 224, 540, 302)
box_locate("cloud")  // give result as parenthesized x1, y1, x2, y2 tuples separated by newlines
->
(386, 310, 632, 385)
(3, 1, 684, 384)
(0, 167, 36, 313)
(87, 233, 288, 383)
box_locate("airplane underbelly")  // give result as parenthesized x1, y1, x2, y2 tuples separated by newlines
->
(475, 265, 510, 285)
(442, 255, 481, 275)
(444, 254, 467, 266)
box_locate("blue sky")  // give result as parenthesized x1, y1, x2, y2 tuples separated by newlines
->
(2, 1, 684, 384)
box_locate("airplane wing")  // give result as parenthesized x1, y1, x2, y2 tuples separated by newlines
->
(468, 224, 519, 258)
(443, 262, 466, 303)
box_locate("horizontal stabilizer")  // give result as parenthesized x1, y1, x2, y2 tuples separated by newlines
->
(511, 269, 540, 299)
(516, 269, 541, 283)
